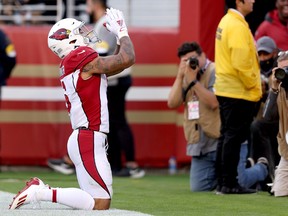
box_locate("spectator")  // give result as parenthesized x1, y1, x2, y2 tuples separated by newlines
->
(249, 36, 280, 188)
(0, 28, 16, 98)
(214, 0, 262, 194)
(86, 0, 145, 178)
(9, 8, 135, 210)
(0, 0, 14, 24)
(255, 0, 288, 51)
(263, 50, 288, 196)
(19, 0, 46, 25)
(47, 155, 75, 175)
(245, 0, 275, 35)
(41, 0, 65, 24)
(167, 41, 268, 192)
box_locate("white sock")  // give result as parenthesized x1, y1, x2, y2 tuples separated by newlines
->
(39, 187, 94, 210)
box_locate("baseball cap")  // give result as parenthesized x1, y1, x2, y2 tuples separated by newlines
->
(256, 36, 277, 53)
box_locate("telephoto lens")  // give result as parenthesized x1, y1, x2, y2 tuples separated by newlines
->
(274, 68, 286, 81)
(274, 66, 288, 90)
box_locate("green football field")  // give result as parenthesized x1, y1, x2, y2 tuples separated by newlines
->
(0, 169, 287, 216)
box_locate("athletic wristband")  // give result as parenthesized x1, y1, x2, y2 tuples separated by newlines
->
(118, 30, 129, 40)
(116, 37, 120, 45)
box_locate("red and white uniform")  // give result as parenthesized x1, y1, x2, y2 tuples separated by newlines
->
(60, 46, 109, 133)
(60, 46, 112, 199)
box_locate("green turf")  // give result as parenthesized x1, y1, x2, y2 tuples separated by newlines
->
(0, 170, 287, 216)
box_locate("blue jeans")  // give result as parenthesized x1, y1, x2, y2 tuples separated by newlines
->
(190, 151, 217, 192)
(237, 143, 268, 188)
(190, 143, 268, 191)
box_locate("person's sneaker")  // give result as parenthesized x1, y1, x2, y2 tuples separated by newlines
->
(47, 158, 75, 175)
(221, 185, 257, 194)
(266, 183, 274, 195)
(257, 157, 269, 167)
(215, 185, 223, 195)
(246, 157, 255, 168)
(113, 168, 131, 177)
(9, 177, 47, 209)
(257, 156, 271, 178)
(114, 167, 145, 178)
(129, 167, 145, 179)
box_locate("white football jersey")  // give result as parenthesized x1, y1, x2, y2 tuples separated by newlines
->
(59, 46, 109, 133)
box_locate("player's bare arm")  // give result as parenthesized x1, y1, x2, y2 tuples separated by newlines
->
(82, 36, 135, 75)
(113, 44, 120, 55)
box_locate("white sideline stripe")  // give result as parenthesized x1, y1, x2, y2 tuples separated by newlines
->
(1, 86, 170, 102)
(0, 191, 152, 216)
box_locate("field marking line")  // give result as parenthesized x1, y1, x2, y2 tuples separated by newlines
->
(0, 191, 153, 216)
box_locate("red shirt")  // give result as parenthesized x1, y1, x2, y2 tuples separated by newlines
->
(255, 9, 288, 51)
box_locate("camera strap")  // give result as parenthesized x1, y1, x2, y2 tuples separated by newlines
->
(182, 80, 198, 101)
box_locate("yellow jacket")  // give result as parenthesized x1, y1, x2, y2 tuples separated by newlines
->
(215, 9, 262, 102)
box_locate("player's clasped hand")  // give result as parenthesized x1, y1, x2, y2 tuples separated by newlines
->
(105, 8, 129, 40)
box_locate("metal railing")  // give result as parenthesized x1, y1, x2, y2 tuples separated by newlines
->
(0, 0, 83, 25)
(0, 0, 179, 27)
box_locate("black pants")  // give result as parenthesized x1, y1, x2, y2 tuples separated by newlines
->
(216, 96, 257, 188)
(250, 118, 280, 178)
(107, 75, 135, 172)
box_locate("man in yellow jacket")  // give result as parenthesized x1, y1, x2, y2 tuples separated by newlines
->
(214, 0, 262, 194)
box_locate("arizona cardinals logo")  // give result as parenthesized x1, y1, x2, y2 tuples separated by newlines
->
(49, 28, 71, 40)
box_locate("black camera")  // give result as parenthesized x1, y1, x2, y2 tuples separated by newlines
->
(189, 57, 199, 70)
(275, 66, 288, 89)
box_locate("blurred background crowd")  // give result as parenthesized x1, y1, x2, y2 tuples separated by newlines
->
(0, 0, 277, 33)
(0, 0, 88, 25)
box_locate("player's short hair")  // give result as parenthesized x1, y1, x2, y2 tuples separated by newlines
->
(177, 42, 202, 58)
(278, 51, 288, 62)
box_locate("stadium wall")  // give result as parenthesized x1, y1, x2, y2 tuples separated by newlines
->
(0, 0, 225, 168)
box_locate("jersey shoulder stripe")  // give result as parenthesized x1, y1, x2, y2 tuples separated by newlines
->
(60, 46, 98, 78)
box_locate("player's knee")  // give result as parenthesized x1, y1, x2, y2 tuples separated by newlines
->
(93, 198, 111, 210)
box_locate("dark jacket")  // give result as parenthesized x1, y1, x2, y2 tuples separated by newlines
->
(0, 29, 16, 86)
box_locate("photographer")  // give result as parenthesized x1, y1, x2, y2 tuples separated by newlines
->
(264, 51, 288, 196)
(248, 36, 280, 190)
(168, 42, 268, 192)
(167, 42, 219, 191)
